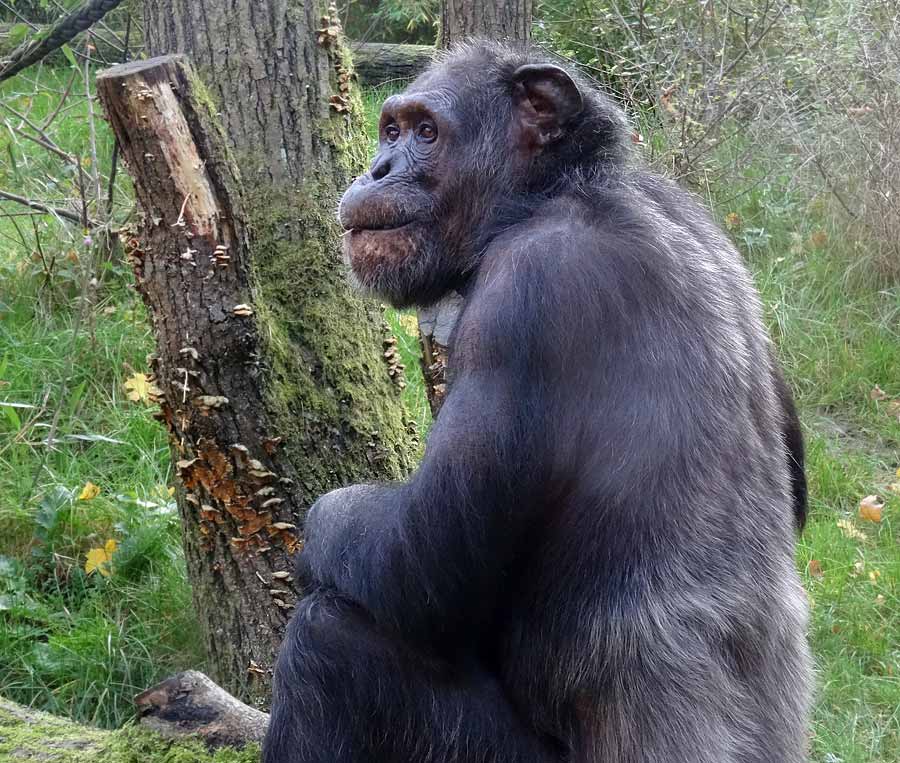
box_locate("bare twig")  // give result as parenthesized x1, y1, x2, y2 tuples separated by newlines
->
(0, 189, 89, 225)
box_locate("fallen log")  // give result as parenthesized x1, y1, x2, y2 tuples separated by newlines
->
(350, 42, 434, 87)
(0, 671, 266, 761)
(0, 19, 432, 89)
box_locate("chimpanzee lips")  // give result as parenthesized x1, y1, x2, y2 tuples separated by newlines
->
(344, 220, 416, 234)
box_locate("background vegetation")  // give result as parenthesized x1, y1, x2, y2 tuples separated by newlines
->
(0, 1, 897, 761)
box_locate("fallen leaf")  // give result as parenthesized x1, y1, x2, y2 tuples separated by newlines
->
(859, 495, 883, 523)
(397, 313, 419, 336)
(870, 385, 887, 401)
(84, 539, 117, 577)
(78, 481, 100, 501)
(724, 212, 741, 230)
(837, 518, 866, 541)
(124, 372, 162, 404)
(807, 559, 824, 579)
(809, 230, 828, 248)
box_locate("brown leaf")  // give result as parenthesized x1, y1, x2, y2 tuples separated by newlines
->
(807, 559, 824, 579)
(869, 385, 887, 401)
(858, 495, 883, 523)
(809, 230, 828, 248)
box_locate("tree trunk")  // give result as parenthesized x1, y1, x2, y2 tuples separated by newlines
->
(99, 2, 416, 705)
(439, 0, 532, 49)
(1, 675, 264, 761)
(420, 0, 532, 415)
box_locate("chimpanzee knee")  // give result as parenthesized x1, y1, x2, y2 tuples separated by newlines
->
(263, 589, 372, 763)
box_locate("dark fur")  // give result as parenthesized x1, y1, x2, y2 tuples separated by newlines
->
(264, 42, 811, 762)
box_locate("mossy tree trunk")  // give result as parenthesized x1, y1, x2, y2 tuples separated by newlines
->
(100, 1, 416, 706)
(419, 0, 533, 415)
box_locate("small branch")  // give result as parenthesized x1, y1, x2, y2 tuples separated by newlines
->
(84, 35, 103, 214)
(106, 14, 131, 217)
(0, 188, 90, 225)
(42, 68, 78, 131)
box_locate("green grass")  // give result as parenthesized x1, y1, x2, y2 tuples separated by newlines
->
(0, 68, 897, 761)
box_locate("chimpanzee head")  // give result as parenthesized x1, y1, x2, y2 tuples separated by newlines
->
(338, 41, 631, 308)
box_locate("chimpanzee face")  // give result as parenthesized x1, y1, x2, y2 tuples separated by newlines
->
(338, 62, 585, 308)
(338, 91, 461, 308)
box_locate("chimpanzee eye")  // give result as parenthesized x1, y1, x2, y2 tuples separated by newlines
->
(384, 123, 400, 142)
(417, 122, 437, 142)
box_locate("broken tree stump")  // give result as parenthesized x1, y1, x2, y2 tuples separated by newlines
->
(96, 55, 305, 701)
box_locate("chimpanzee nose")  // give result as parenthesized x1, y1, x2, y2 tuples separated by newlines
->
(370, 154, 391, 181)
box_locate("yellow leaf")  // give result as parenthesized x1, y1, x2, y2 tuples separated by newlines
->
(859, 495, 883, 523)
(397, 313, 419, 336)
(85, 547, 111, 577)
(724, 212, 741, 230)
(124, 372, 162, 405)
(104, 538, 117, 555)
(78, 481, 100, 501)
(837, 518, 866, 541)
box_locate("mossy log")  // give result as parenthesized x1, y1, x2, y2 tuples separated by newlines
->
(0, 672, 265, 761)
(350, 42, 434, 87)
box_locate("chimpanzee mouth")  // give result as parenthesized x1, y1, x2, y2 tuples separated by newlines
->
(345, 220, 417, 234)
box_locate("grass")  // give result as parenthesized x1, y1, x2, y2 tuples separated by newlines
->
(0, 67, 898, 760)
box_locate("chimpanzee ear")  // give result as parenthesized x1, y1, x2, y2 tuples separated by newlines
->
(512, 64, 583, 147)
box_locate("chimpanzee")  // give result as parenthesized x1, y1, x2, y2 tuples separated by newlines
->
(263, 41, 811, 762)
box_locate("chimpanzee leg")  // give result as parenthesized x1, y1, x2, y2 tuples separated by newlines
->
(263, 589, 559, 763)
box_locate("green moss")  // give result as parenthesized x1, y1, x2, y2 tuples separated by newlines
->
(244, 180, 415, 503)
(0, 702, 259, 762)
(100, 728, 260, 763)
(330, 40, 371, 177)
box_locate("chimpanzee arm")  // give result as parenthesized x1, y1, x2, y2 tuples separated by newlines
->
(299, 252, 553, 644)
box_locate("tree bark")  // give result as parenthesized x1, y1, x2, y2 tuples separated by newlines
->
(419, 0, 533, 416)
(99, 0, 416, 705)
(1, 675, 264, 761)
(439, 0, 532, 49)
